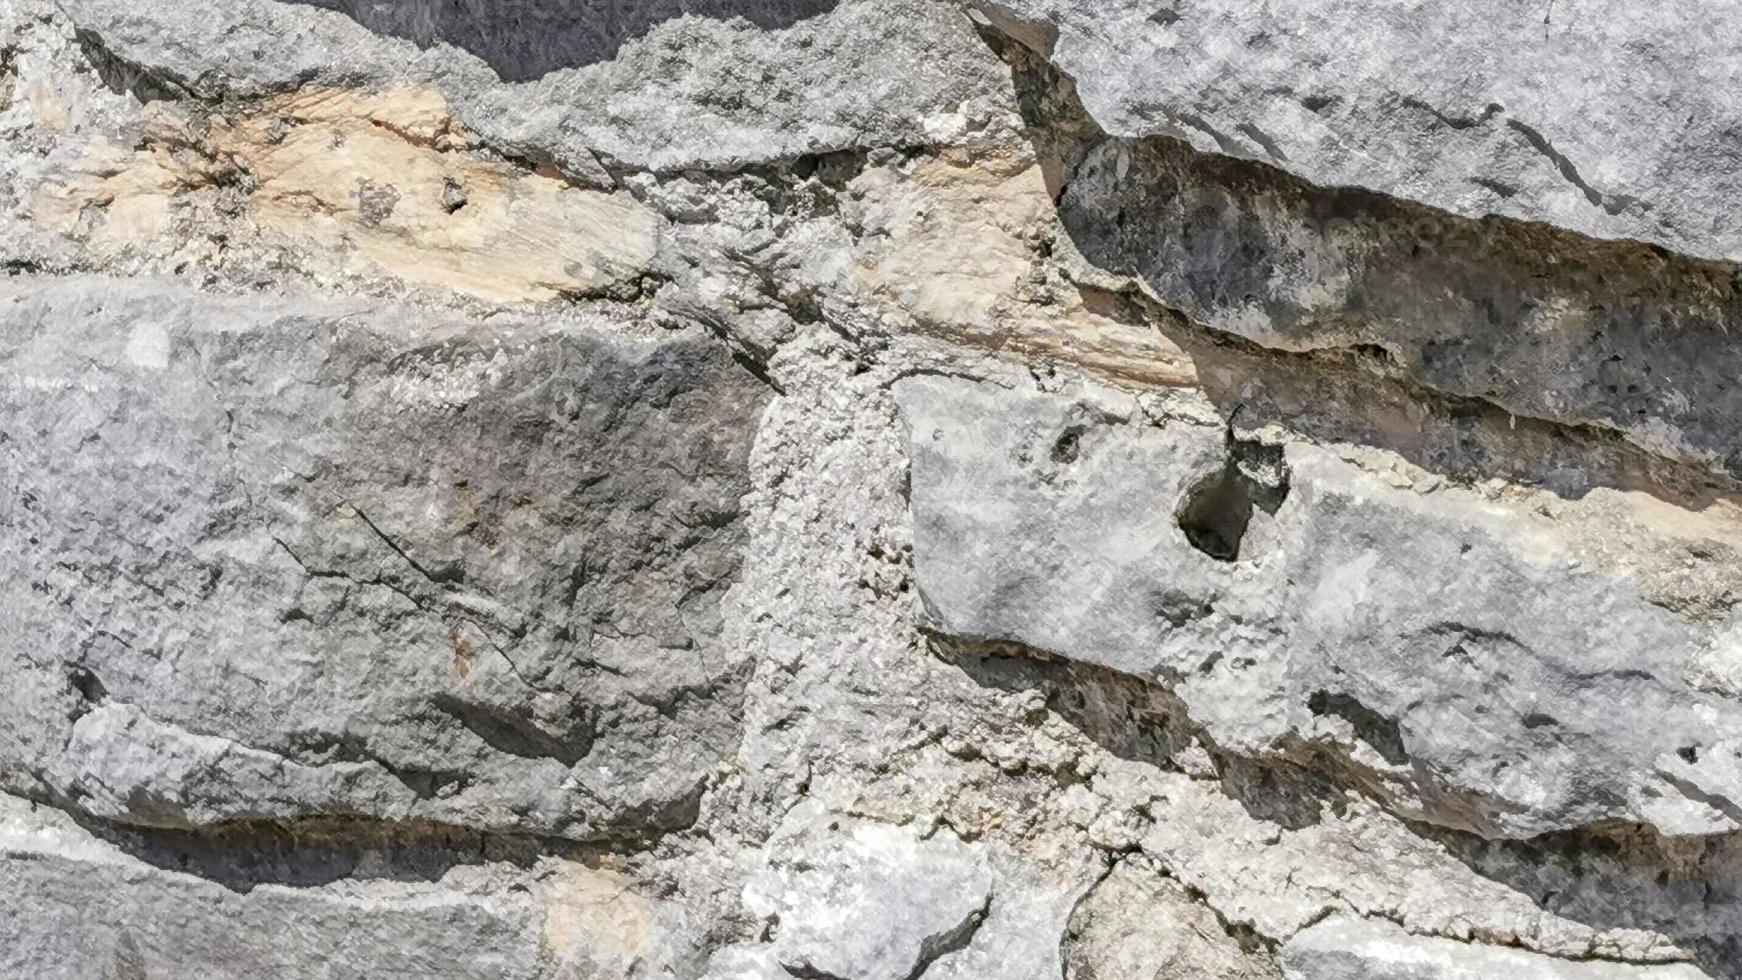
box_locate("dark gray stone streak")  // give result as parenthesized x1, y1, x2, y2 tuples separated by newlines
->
(0, 277, 767, 840)
(286, 0, 843, 80)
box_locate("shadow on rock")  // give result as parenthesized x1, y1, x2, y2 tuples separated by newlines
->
(977, 22, 1742, 513)
(282, 0, 843, 81)
(54, 803, 570, 893)
(930, 634, 1340, 833)
(933, 635, 1742, 977)
(1427, 819, 1742, 978)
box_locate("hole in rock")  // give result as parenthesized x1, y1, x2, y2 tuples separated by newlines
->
(1051, 425, 1084, 464)
(1175, 435, 1289, 561)
(67, 665, 108, 705)
(1176, 466, 1250, 560)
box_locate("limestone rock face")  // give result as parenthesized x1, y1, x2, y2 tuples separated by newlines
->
(1, 277, 765, 840)
(7, 0, 1742, 977)
(712, 807, 999, 980)
(901, 374, 1742, 839)
(1064, 855, 1280, 980)
(1280, 918, 1715, 980)
(0, 795, 617, 980)
(972, 0, 1742, 262)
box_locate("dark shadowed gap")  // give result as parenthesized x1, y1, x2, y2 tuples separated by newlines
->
(280, 0, 844, 81)
(965, 17, 1742, 515)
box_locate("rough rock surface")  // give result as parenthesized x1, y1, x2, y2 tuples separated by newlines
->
(2, 277, 765, 840)
(973, 0, 1742, 262)
(1280, 918, 1714, 980)
(6, 0, 1742, 977)
(902, 374, 1742, 839)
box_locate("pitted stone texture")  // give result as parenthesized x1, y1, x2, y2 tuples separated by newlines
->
(284, 0, 841, 81)
(58, 0, 1018, 174)
(1281, 918, 1714, 980)
(900, 375, 1742, 839)
(737, 808, 994, 980)
(1049, 125, 1742, 475)
(701, 802, 1096, 980)
(9, 0, 1742, 975)
(974, 0, 1742, 263)
(0, 276, 765, 839)
(0, 794, 630, 980)
(1063, 856, 1280, 979)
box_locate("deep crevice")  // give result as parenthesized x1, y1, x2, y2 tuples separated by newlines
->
(985, 26, 1742, 503)
(1307, 691, 1408, 767)
(428, 693, 592, 767)
(74, 28, 201, 102)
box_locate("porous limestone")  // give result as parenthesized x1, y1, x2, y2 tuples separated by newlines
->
(6, 0, 1742, 977)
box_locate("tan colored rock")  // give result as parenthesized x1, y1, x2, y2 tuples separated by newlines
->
(1064, 856, 1280, 979)
(541, 863, 658, 968)
(31, 87, 660, 303)
(856, 146, 1197, 388)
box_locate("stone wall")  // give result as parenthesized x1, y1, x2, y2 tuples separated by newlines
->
(4, 1, 1741, 976)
